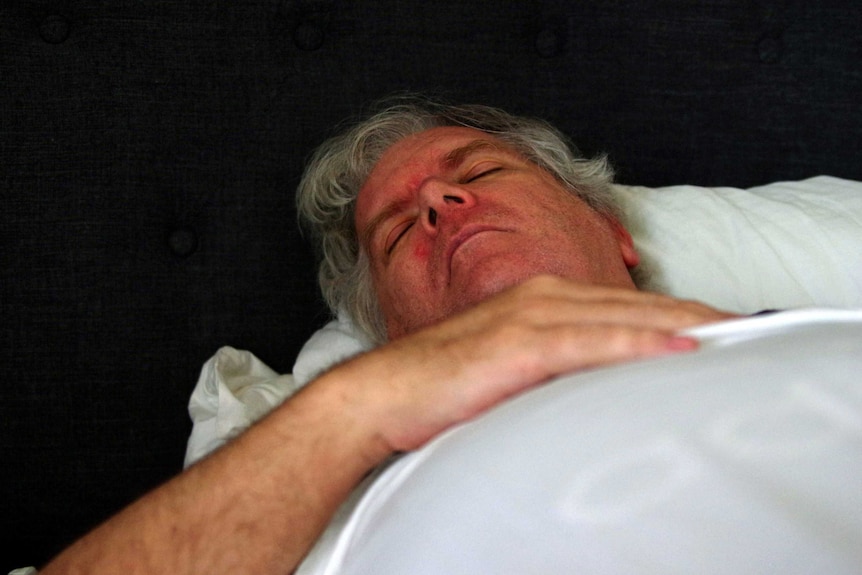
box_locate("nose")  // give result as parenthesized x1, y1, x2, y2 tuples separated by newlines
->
(417, 177, 476, 233)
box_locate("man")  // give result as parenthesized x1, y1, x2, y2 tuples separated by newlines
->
(39, 98, 730, 574)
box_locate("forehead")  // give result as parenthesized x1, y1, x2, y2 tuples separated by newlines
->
(355, 126, 515, 222)
(367, 126, 508, 184)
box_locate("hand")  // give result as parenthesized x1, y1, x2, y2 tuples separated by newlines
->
(315, 275, 736, 456)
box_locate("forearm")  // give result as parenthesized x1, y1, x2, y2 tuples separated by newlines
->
(41, 368, 390, 575)
(39, 279, 730, 574)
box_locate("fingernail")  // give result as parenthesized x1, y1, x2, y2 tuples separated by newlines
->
(666, 336, 699, 351)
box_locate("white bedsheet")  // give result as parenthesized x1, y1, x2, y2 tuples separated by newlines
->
(183, 309, 862, 574)
(298, 309, 862, 574)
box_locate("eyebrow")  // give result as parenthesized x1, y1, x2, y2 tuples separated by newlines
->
(442, 139, 509, 170)
(359, 139, 513, 253)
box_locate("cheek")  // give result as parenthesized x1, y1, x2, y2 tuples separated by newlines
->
(412, 242, 431, 260)
(380, 255, 425, 304)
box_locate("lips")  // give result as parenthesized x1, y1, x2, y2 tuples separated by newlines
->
(444, 225, 509, 282)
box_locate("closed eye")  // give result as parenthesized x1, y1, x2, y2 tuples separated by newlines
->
(386, 221, 414, 254)
(464, 166, 503, 183)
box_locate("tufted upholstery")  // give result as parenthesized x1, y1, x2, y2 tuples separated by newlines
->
(2, 0, 861, 570)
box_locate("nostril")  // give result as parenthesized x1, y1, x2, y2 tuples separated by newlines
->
(428, 208, 438, 226)
(444, 195, 465, 204)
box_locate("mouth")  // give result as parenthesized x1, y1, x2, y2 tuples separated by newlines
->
(445, 225, 509, 282)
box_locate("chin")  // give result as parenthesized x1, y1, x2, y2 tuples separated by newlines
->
(450, 268, 537, 314)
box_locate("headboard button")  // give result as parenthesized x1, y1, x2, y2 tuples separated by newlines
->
(39, 14, 71, 44)
(294, 22, 324, 51)
(168, 229, 199, 258)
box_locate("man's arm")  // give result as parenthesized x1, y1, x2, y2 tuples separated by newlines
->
(41, 370, 388, 575)
(41, 276, 733, 575)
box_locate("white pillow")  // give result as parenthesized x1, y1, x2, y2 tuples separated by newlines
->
(295, 176, 862, 376)
(612, 176, 862, 314)
(185, 176, 862, 465)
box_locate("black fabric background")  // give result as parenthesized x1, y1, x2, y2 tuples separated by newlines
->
(2, 0, 861, 570)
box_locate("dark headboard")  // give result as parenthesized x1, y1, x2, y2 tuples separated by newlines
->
(2, 0, 861, 570)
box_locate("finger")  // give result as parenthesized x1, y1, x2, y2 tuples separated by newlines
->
(495, 276, 736, 327)
(477, 294, 731, 337)
(463, 322, 695, 387)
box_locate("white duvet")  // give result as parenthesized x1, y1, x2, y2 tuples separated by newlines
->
(185, 309, 862, 574)
(296, 309, 862, 574)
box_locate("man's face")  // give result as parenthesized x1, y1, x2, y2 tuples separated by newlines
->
(355, 126, 640, 339)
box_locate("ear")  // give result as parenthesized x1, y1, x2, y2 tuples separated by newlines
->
(606, 215, 640, 269)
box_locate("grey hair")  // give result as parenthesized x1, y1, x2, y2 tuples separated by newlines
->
(296, 96, 625, 344)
